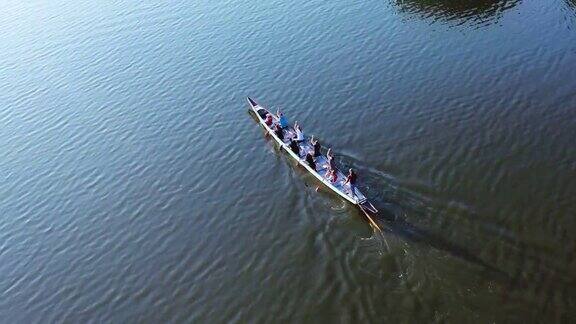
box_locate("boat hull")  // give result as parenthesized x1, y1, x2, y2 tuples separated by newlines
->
(246, 97, 368, 206)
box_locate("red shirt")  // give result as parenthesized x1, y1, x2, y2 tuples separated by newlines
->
(347, 172, 357, 185)
(331, 171, 338, 183)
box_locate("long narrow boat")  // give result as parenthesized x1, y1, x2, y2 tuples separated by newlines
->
(247, 97, 381, 230)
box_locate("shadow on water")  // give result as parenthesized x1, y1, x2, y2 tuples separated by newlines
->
(376, 208, 512, 282)
(393, 0, 521, 27)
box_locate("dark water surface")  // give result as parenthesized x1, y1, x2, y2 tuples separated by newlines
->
(2, 0, 576, 322)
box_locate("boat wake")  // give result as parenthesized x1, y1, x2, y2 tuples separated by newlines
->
(335, 153, 513, 283)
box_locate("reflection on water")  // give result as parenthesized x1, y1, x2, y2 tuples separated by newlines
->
(566, 0, 576, 13)
(394, 0, 520, 26)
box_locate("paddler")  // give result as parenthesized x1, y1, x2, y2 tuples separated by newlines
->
(324, 148, 336, 171)
(327, 168, 338, 183)
(264, 113, 273, 126)
(344, 168, 357, 196)
(294, 122, 305, 143)
(274, 124, 284, 141)
(305, 153, 316, 171)
(277, 109, 289, 129)
(289, 139, 300, 156)
(310, 136, 321, 157)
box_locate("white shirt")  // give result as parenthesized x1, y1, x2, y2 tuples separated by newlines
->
(295, 128, 304, 141)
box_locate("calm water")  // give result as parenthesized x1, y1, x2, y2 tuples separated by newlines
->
(1, 0, 576, 322)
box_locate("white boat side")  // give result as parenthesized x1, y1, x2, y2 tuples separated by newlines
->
(247, 97, 367, 205)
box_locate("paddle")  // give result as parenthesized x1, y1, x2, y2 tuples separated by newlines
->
(359, 204, 382, 232)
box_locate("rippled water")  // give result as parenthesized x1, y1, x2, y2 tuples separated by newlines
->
(1, 0, 576, 322)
